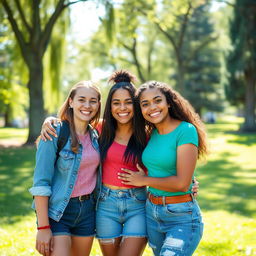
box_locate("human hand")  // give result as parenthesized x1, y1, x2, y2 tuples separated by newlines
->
(41, 117, 59, 141)
(118, 164, 147, 187)
(192, 177, 199, 197)
(36, 229, 53, 256)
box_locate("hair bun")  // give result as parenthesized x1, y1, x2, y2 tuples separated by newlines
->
(109, 70, 136, 84)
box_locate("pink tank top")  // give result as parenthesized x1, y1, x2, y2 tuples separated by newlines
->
(102, 141, 140, 188)
(71, 133, 100, 197)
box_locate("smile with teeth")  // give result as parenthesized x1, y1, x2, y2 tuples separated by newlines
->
(118, 113, 129, 117)
(81, 110, 91, 115)
(149, 111, 161, 117)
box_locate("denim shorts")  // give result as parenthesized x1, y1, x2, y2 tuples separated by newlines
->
(96, 185, 147, 239)
(146, 196, 204, 256)
(49, 194, 96, 237)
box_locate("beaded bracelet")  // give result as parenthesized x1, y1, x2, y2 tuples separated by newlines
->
(37, 225, 51, 230)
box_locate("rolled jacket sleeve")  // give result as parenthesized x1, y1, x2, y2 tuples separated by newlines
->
(29, 128, 59, 197)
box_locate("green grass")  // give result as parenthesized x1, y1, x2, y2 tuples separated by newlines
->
(0, 118, 255, 256)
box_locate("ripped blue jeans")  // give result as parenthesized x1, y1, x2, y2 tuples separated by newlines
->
(146, 197, 203, 256)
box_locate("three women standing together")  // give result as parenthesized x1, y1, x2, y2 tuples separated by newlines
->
(30, 70, 207, 256)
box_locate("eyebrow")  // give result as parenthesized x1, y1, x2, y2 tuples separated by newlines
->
(140, 95, 162, 103)
(112, 98, 132, 102)
(78, 96, 98, 100)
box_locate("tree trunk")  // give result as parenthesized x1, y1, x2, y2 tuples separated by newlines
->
(241, 69, 256, 132)
(25, 57, 45, 144)
(4, 104, 13, 127)
(177, 59, 185, 96)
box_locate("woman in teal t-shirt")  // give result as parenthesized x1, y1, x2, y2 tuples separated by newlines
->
(118, 81, 208, 256)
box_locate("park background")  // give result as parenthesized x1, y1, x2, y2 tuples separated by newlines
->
(0, 0, 255, 255)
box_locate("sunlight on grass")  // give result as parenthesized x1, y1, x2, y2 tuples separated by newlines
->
(0, 128, 28, 145)
(0, 116, 255, 255)
(197, 211, 256, 256)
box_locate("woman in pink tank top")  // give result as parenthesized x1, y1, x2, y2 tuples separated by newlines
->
(96, 70, 148, 256)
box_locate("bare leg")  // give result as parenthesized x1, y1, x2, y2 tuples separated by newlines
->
(71, 236, 94, 256)
(118, 237, 147, 256)
(51, 235, 71, 256)
(98, 237, 122, 256)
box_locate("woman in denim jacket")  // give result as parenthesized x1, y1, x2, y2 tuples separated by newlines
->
(29, 81, 101, 256)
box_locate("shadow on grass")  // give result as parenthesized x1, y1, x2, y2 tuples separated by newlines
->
(206, 123, 256, 146)
(0, 146, 36, 225)
(197, 151, 256, 218)
(226, 132, 256, 146)
(206, 123, 239, 135)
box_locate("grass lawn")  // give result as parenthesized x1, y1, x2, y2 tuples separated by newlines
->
(0, 117, 255, 255)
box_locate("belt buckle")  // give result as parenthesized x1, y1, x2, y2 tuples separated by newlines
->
(78, 194, 90, 201)
(78, 195, 84, 201)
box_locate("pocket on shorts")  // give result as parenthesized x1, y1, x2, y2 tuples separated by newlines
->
(165, 201, 193, 216)
(98, 191, 108, 202)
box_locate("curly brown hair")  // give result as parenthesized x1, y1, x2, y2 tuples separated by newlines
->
(136, 81, 208, 158)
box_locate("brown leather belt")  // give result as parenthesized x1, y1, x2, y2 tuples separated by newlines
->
(71, 194, 91, 202)
(148, 193, 192, 205)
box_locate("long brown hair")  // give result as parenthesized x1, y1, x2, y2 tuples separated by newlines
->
(99, 70, 147, 165)
(137, 81, 208, 158)
(58, 80, 101, 153)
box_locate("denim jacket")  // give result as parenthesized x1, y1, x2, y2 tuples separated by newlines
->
(29, 123, 102, 222)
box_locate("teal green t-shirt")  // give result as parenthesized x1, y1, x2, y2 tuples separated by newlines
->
(142, 121, 198, 196)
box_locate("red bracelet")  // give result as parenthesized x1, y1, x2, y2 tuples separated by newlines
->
(37, 225, 51, 230)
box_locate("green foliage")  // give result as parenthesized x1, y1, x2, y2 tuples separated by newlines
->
(83, 0, 173, 83)
(182, 3, 223, 114)
(0, 12, 28, 125)
(44, 8, 70, 113)
(81, 0, 224, 115)
(148, 1, 223, 114)
(226, 0, 256, 131)
(102, 1, 115, 43)
(226, 0, 256, 105)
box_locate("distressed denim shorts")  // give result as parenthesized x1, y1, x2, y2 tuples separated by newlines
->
(96, 185, 147, 240)
(49, 194, 96, 237)
(146, 196, 204, 256)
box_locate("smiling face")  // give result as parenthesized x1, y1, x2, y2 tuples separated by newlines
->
(111, 88, 134, 125)
(69, 86, 100, 125)
(139, 88, 170, 125)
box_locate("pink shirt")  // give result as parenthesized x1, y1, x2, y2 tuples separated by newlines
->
(71, 133, 100, 197)
(102, 141, 140, 188)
